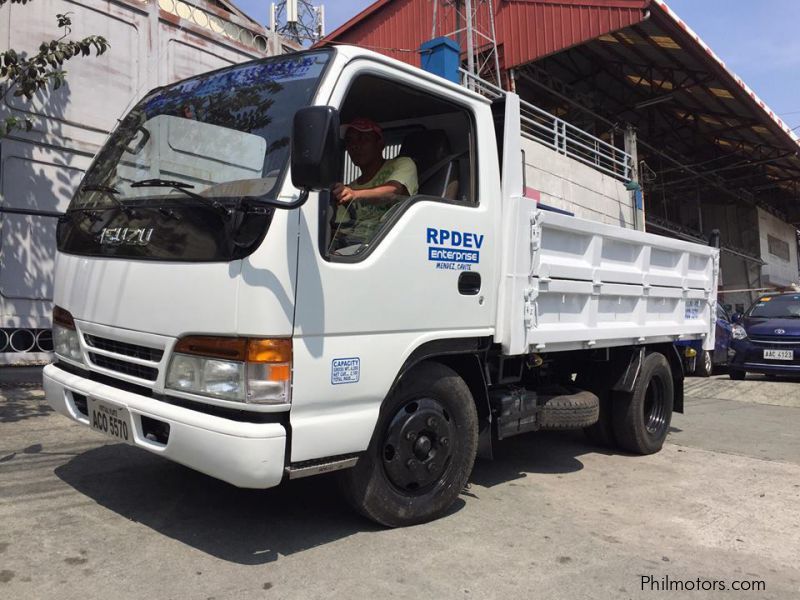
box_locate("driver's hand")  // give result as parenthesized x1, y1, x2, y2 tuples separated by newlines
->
(332, 183, 358, 204)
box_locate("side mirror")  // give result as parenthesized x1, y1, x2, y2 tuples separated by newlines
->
(291, 106, 342, 191)
(731, 312, 742, 323)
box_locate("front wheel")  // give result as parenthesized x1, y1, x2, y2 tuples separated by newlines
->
(339, 362, 478, 527)
(729, 369, 746, 380)
(612, 352, 674, 454)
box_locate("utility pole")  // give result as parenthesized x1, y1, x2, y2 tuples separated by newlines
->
(431, 0, 501, 87)
(624, 124, 646, 232)
(270, 0, 325, 46)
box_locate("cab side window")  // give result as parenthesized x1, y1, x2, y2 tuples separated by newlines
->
(325, 74, 476, 260)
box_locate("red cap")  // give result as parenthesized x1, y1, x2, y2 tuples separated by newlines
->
(341, 117, 383, 140)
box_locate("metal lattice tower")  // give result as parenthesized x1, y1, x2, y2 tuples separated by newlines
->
(270, 1, 325, 46)
(432, 0, 501, 86)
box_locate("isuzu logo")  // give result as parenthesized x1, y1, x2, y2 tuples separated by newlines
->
(774, 329, 786, 335)
(99, 227, 154, 246)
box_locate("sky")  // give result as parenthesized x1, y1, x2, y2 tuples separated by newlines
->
(236, 0, 800, 130)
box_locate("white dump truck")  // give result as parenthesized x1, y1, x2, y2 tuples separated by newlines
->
(43, 46, 718, 527)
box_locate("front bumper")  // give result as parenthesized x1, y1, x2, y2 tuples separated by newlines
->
(44, 363, 287, 488)
(728, 340, 800, 375)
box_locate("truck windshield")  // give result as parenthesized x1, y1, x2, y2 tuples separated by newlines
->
(57, 50, 332, 262)
(747, 295, 800, 319)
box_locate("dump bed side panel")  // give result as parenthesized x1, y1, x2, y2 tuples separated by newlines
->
(498, 201, 719, 355)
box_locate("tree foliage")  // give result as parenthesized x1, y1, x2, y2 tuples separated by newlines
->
(0, 0, 109, 136)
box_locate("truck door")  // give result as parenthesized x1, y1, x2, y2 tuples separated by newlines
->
(289, 63, 500, 462)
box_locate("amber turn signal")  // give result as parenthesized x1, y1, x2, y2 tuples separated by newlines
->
(174, 336, 292, 364)
(247, 338, 292, 363)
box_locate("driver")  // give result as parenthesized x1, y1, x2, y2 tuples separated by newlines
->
(333, 117, 418, 203)
(331, 119, 418, 250)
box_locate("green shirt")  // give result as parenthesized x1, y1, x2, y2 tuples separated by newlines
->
(337, 157, 418, 246)
(350, 156, 418, 196)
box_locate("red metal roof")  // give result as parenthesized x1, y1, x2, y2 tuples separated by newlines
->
(320, 0, 650, 69)
(498, 0, 648, 67)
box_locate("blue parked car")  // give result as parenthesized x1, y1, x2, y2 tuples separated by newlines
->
(678, 303, 733, 377)
(728, 293, 800, 380)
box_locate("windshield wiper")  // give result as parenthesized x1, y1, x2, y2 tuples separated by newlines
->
(81, 184, 120, 194)
(79, 183, 131, 217)
(130, 178, 230, 216)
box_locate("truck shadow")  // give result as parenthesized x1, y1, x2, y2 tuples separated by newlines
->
(54, 430, 605, 564)
(54, 444, 379, 565)
(470, 430, 597, 488)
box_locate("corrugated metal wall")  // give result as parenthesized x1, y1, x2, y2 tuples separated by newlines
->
(498, 0, 647, 67)
(325, 0, 647, 72)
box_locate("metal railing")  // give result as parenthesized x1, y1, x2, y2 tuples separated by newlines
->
(460, 69, 632, 182)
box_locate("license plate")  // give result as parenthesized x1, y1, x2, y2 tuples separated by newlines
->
(764, 349, 794, 361)
(88, 398, 132, 442)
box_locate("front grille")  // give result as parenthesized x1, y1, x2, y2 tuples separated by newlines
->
(84, 334, 164, 361)
(749, 335, 800, 345)
(89, 353, 159, 381)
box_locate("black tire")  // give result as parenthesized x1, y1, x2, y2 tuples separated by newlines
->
(729, 369, 746, 380)
(612, 352, 674, 455)
(577, 371, 617, 449)
(695, 351, 713, 377)
(538, 390, 599, 430)
(339, 362, 478, 527)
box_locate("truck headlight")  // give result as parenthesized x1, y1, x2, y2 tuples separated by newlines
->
(731, 324, 748, 340)
(53, 306, 83, 363)
(166, 336, 291, 404)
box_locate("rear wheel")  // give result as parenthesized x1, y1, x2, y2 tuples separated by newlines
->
(612, 352, 674, 455)
(339, 362, 478, 527)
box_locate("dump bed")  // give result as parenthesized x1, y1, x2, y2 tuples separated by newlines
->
(496, 93, 719, 356)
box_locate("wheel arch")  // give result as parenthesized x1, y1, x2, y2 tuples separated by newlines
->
(388, 337, 493, 459)
(601, 344, 684, 414)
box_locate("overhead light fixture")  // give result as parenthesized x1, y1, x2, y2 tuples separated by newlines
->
(634, 93, 675, 110)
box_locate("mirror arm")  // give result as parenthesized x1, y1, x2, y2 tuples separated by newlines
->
(253, 188, 310, 210)
(284, 188, 310, 209)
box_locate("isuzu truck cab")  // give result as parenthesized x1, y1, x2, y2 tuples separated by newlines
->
(44, 46, 718, 527)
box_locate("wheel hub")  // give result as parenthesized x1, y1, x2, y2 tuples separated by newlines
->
(382, 398, 455, 492)
(413, 435, 432, 459)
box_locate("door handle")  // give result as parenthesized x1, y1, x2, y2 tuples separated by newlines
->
(458, 272, 481, 295)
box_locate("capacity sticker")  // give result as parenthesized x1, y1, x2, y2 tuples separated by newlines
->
(332, 357, 360, 385)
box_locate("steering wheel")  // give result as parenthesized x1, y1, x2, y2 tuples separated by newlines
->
(331, 199, 358, 229)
